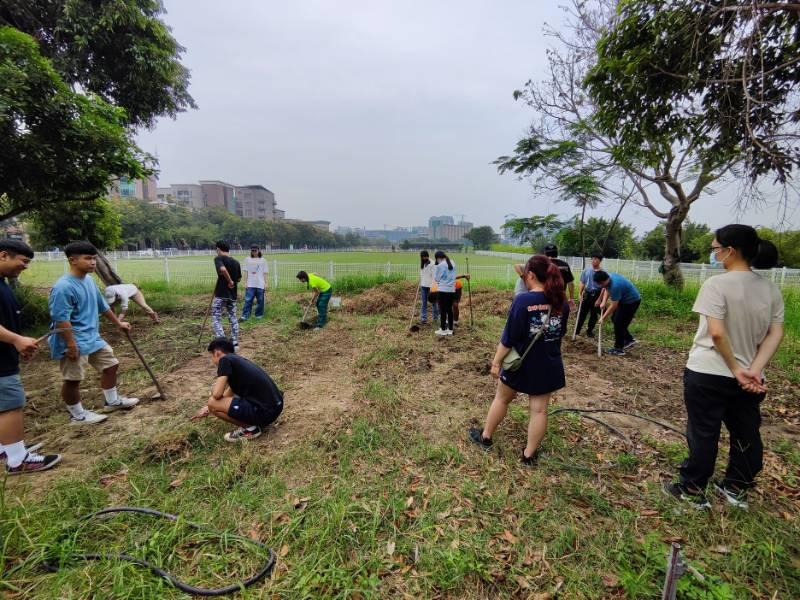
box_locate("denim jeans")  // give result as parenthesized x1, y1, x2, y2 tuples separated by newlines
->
(420, 286, 439, 322)
(316, 290, 332, 327)
(241, 287, 265, 319)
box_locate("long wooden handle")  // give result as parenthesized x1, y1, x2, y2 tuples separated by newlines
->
(35, 328, 73, 344)
(124, 330, 167, 400)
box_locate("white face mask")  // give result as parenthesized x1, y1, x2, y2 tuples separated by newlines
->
(709, 247, 731, 267)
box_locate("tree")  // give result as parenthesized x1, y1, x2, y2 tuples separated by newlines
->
(559, 172, 602, 264)
(502, 215, 565, 252)
(556, 216, 635, 259)
(463, 226, 500, 250)
(0, 2, 195, 220)
(27, 198, 121, 249)
(637, 221, 710, 263)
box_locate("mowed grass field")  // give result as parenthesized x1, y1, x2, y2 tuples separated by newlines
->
(21, 251, 520, 288)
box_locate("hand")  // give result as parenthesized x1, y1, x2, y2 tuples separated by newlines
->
(568, 299, 576, 310)
(465, 274, 471, 280)
(598, 316, 605, 325)
(14, 335, 38, 357)
(65, 344, 79, 361)
(734, 367, 767, 393)
(594, 299, 602, 307)
(191, 405, 210, 421)
(118, 321, 132, 332)
(227, 280, 234, 289)
(490, 363, 501, 379)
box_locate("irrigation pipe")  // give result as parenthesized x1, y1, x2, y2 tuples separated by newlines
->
(547, 407, 686, 448)
(41, 507, 276, 597)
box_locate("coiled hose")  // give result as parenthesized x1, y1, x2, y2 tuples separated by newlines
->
(42, 507, 276, 597)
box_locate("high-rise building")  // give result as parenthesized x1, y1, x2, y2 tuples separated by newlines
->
(438, 222, 473, 242)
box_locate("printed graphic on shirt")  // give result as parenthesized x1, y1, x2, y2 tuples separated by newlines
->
(527, 305, 561, 342)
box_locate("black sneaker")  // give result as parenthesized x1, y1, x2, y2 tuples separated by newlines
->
(468, 427, 492, 451)
(224, 426, 262, 442)
(606, 347, 626, 356)
(624, 339, 638, 350)
(662, 481, 711, 510)
(521, 450, 540, 466)
(6, 452, 62, 475)
(713, 481, 749, 510)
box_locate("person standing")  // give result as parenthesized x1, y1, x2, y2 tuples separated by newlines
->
(574, 252, 604, 337)
(211, 241, 242, 351)
(50, 242, 139, 425)
(419, 250, 439, 325)
(469, 255, 569, 464)
(452, 275, 470, 327)
(103, 283, 159, 322)
(593, 270, 641, 356)
(664, 225, 784, 510)
(543, 244, 576, 308)
(0, 240, 61, 474)
(433, 250, 456, 336)
(296, 271, 332, 329)
(240, 245, 268, 321)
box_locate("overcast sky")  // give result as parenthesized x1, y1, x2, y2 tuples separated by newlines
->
(138, 0, 799, 234)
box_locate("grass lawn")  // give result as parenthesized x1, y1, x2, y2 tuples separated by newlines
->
(1, 281, 797, 598)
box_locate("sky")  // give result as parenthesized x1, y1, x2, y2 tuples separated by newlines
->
(138, 0, 799, 234)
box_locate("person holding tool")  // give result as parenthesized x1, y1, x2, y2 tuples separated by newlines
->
(418, 250, 439, 325)
(191, 338, 284, 441)
(211, 241, 242, 351)
(664, 225, 784, 510)
(240, 245, 268, 322)
(593, 270, 641, 356)
(0, 240, 62, 474)
(433, 250, 457, 335)
(296, 271, 332, 329)
(468, 255, 569, 464)
(104, 283, 159, 323)
(574, 252, 604, 338)
(49, 242, 139, 425)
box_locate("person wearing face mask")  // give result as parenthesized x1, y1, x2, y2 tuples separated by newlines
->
(240, 245, 268, 322)
(663, 225, 784, 510)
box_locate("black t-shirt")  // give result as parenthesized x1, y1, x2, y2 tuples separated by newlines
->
(0, 278, 22, 376)
(217, 354, 283, 410)
(550, 258, 575, 285)
(213, 255, 242, 300)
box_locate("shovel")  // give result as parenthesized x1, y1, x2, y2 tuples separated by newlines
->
(298, 298, 316, 330)
(408, 284, 421, 332)
(571, 294, 583, 341)
(597, 317, 603, 357)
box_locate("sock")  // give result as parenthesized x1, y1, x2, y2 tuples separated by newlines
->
(103, 387, 119, 405)
(67, 402, 86, 419)
(4, 441, 27, 468)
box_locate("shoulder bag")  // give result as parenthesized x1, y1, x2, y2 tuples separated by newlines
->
(501, 307, 552, 372)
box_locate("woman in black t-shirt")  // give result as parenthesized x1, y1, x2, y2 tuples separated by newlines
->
(469, 255, 569, 465)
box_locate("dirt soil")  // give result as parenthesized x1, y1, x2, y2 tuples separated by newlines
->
(9, 282, 799, 494)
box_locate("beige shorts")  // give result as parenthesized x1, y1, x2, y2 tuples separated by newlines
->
(60, 345, 119, 381)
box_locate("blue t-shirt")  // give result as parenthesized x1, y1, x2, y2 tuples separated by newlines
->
(608, 273, 641, 304)
(580, 266, 601, 292)
(49, 274, 110, 359)
(434, 260, 457, 292)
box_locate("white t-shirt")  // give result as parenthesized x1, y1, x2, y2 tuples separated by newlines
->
(243, 257, 268, 289)
(420, 262, 435, 288)
(686, 271, 784, 378)
(104, 284, 138, 310)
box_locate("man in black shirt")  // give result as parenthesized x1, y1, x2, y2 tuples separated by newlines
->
(0, 240, 61, 474)
(543, 243, 576, 308)
(191, 337, 284, 441)
(210, 240, 242, 352)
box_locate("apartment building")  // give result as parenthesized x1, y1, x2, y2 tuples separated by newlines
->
(235, 185, 278, 220)
(199, 180, 237, 212)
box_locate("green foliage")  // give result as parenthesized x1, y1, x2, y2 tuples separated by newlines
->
(502, 215, 564, 251)
(13, 284, 50, 333)
(462, 226, 499, 250)
(636, 221, 710, 262)
(28, 198, 122, 250)
(332, 273, 406, 294)
(555, 216, 636, 258)
(756, 228, 800, 268)
(0, 27, 148, 221)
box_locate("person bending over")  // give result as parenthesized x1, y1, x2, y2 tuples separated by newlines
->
(594, 270, 641, 356)
(104, 283, 159, 322)
(192, 338, 284, 442)
(296, 270, 332, 329)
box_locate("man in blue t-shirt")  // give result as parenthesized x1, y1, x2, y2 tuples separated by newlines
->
(575, 252, 604, 338)
(49, 242, 139, 425)
(594, 270, 641, 356)
(0, 240, 61, 475)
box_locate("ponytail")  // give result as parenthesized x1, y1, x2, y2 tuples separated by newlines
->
(434, 250, 453, 270)
(753, 239, 779, 269)
(525, 255, 565, 311)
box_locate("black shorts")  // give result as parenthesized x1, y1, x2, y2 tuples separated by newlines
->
(454, 287, 462, 302)
(228, 396, 283, 427)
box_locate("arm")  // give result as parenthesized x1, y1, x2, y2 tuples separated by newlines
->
(209, 375, 229, 400)
(706, 317, 767, 393)
(0, 325, 38, 359)
(102, 309, 131, 332)
(748, 323, 784, 376)
(56, 320, 79, 360)
(218, 265, 235, 288)
(596, 288, 608, 307)
(456, 274, 470, 280)
(513, 264, 524, 277)
(567, 282, 575, 302)
(600, 299, 618, 322)
(490, 342, 513, 379)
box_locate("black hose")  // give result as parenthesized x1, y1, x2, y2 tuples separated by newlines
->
(548, 407, 686, 438)
(41, 507, 276, 597)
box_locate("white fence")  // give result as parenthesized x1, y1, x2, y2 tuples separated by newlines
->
(476, 251, 800, 289)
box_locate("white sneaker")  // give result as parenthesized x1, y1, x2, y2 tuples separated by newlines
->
(105, 396, 139, 411)
(435, 329, 448, 336)
(445, 329, 454, 336)
(0, 442, 43, 462)
(233, 344, 240, 354)
(70, 410, 108, 425)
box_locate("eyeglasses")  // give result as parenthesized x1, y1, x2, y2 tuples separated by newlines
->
(709, 245, 726, 252)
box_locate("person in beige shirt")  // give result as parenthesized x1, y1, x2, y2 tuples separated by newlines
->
(664, 225, 784, 510)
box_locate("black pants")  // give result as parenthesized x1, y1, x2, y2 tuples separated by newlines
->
(680, 369, 764, 490)
(438, 291, 455, 330)
(575, 289, 601, 335)
(612, 299, 640, 349)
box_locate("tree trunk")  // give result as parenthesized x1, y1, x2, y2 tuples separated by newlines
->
(662, 206, 687, 288)
(95, 252, 123, 286)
